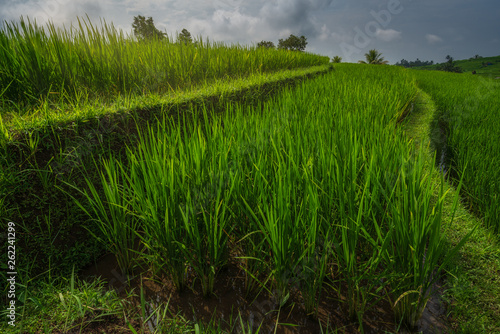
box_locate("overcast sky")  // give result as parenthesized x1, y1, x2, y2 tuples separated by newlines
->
(1, 0, 499, 64)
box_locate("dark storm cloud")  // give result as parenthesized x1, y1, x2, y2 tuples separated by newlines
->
(315, 0, 500, 62)
(379, 0, 500, 62)
(260, 0, 335, 37)
(0, 0, 498, 63)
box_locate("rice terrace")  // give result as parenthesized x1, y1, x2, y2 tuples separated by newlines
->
(1, 11, 500, 334)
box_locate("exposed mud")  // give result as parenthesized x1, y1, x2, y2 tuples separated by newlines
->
(81, 252, 452, 333)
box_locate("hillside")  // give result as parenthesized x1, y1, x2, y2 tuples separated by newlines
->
(1, 18, 499, 332)
(413, 55, 500, 77)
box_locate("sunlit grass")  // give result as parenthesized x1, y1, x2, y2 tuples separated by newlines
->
(401, 88, 500, 333)
(414, 71, 500, 232)
(0, 16, 329, 118)
(74, 64, 469, 331)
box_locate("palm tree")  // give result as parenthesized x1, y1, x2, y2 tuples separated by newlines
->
(332, 55, 342, 63)
(358, 49, 389, 65)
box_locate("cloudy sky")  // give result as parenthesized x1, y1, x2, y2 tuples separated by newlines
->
(1, 0, 499, 63)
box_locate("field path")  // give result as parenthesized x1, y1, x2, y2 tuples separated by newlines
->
(402, 89, 500, 333)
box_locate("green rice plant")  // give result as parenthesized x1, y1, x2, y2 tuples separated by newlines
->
(236, 220, 270, 298)
(0, 115, 8, 147)
(66, 63, 471, 331)
(177, 115, 239, 296)
(329, 131, 392, 331)
(414, 71, 500, 232)
(224, 105, 275, 298)
(69, 158, 138, 277)
(125, 122, 188, 291)
(137, 281, 180, 334)
(297, 182, 331, 317)
(241, 173, 306, 306)
(236, 312, 264, 334)
(24, 167, 52, 192)
(330, 132, 366, 324)
(384, 149, 473, 328)
(233, 64, 418, 316)
(124, 115, 238, 294)
(0, 16, 329, 116)
(0, 81, 12, 145)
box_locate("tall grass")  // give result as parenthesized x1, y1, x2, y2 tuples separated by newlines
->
(78, 64, 467, 328)
(0, 16, 329, 114)
(70, 158, 139, 277)
(414, 71, 500, 232)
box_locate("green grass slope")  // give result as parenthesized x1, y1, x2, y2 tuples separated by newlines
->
(413, 70, 500, 231)
(402, 88, 500, 333)
(414, 55, 500, 77)
(0, 17, 329, 121)
(1, 64, 454, 333)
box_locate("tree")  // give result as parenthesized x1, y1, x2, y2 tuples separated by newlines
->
(177, 28, 192, 45)
(332, 56, 342, 63)
(395, 58, 434, 68)
(395, 58, 410, 67)
(358, 49, 389, 65)
(437, 56, 463, 73)
(257, 40, 275, 49)
(132, 15, 166, 41)
(278, 34, 307, 51)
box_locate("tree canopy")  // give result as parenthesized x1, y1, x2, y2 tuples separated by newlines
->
(358, 49, 389, 65)
(395, 58, 434, 68)
(437, 56, 463, 73)
(257, 40, 275, 49)
(332, 56, 342, 63)
(177, 28, 193, 45)
(277, 35, 307, 51)
(132, 15, 166, 41)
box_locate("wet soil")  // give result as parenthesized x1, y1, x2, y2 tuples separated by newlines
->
(81, 252, 452, 334)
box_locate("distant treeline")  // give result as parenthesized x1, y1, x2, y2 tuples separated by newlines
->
(395, 59, 434, 68)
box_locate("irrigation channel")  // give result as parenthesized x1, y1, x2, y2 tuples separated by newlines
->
(78, 65, 467, 333)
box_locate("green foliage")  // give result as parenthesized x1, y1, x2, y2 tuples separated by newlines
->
(277, 34, 307, 51)
(402, 88, 500, 333)
(0, 270, 123, 333)
(132, 15, 166, 41)
(69, 158, 140, 277)
(256, 40, 275, 49)
(412, 55, 500, 77)
(436, 56, 463, 73)
(0, 82, 10, 145)
(2, 24, 485, 329)
(395, 58, 433, 68)
(331, 55, 342, 63)
(414, 70, 500, 232)
(358, 49, 389, 65)
(72, 64, 467, 331)
(0, 65, 329, 288)
(0, 17, 329, 117)
(177, 28, 193, 45)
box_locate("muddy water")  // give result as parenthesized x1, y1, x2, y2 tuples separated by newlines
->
(437, 131, 449, 176)
(81, 252, 451, 333)
(438, 143, 448, 174)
